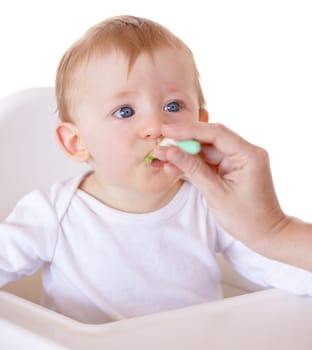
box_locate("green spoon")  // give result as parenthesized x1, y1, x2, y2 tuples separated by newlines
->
(144, 138, 201, 165)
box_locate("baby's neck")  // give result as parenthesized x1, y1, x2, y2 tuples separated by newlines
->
(79, 173, 184, 213)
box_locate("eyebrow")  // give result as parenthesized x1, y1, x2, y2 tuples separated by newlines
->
(107, 87, 194, 104)
(164, 88, 195, 101)
(110, 90, 138, 100)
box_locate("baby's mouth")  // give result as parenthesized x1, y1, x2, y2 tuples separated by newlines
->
(144, 151, 158, 165)
(144, 150, 167, 168)
(143, 138, 174, 165)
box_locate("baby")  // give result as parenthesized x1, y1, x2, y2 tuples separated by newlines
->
(1, 15, 311, 324)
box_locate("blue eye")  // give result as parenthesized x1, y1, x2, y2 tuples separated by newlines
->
(114, 106, 135, 118)
(164, 101, 181, 112)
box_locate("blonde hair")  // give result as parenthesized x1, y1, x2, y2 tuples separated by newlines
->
(55, 15, 205, 122)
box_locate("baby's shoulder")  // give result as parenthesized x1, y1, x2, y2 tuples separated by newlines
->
(46, 171, 89, 220)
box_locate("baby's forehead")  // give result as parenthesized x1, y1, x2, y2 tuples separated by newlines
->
(74, 48, 194, 93)
(77, 46, 187, 74)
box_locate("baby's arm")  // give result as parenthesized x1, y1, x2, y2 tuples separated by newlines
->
(0, 190, 58, 287)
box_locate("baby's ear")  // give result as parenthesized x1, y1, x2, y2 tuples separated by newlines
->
(199, 108, 209, 122)
(55, 122, 90, 162)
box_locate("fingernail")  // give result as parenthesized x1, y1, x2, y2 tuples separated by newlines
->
(169, 148, 187, 164)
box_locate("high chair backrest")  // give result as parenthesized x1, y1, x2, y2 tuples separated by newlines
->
(0, 87, 88, 303)
(0, 87, 88, 221)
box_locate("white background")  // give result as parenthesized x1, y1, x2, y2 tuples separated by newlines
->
(0, 0, 311, 220)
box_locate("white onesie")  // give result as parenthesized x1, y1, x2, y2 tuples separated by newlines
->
(1, 172, 311, 323)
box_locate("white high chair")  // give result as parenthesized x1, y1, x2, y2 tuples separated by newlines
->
(0, 87, 260, 305)
(2, 88, 311, 350)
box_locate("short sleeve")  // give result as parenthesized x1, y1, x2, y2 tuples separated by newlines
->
(0, 190, 59, 286)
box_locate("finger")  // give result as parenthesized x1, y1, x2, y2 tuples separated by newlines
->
(201, 145, 232, 175)
(162, 122, 252, 156)
(153, 146, 184, 176)
(201, 144, 225, 165)
(155, 144, 231, 179)
(165, 146, 219, 189)
(163, 162, 184, 177)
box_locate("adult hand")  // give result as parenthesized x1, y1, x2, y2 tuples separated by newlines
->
(154, 122, 312, 270)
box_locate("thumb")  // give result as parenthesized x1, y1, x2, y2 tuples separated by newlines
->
(166, 147, 218, 190)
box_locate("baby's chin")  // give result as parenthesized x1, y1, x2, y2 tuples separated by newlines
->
(139, 176, 184, 195)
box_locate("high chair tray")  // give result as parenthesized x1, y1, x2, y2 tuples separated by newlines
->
(1, 288, 312, 349)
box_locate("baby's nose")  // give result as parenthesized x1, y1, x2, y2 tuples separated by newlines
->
(140, 114, 164, 139)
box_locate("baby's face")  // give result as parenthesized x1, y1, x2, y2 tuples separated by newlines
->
(73, 47, 202, 194)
